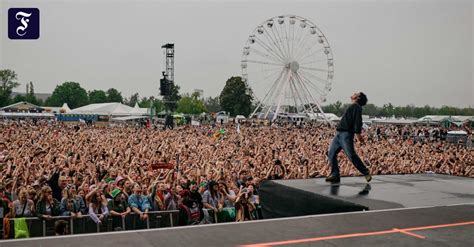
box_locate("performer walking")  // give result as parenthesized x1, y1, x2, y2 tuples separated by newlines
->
(326, 92, 372, 183)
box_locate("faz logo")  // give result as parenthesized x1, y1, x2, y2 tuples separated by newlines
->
(8, 8, 40, 39)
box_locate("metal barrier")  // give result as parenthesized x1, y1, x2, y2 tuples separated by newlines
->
(2, 207, 264, 239)
(4, 210, 179, 239)
(202, 208, 218, 223)
(202, 206, 262, 223)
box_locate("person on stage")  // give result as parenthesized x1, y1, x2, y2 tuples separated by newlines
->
(326, 92, 372, 183)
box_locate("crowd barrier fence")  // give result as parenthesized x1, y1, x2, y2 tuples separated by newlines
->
(1, 205, 263, 239)
(1, 210, 179, 239)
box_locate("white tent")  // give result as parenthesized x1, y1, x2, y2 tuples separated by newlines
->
(111, 116, 149, 121)
(372, 119, 417, 125)
(43, 103, 72, 114)
(0, 112, 55, 118)
(130, 102, 149, 115)
(447, 130, 467, 135)
(70, 103, 148, 116)
(61, 103, 71, 113)
(307, 113, 340, 121)
(234, 115, 246, 123)
(417, 115, 473, 123)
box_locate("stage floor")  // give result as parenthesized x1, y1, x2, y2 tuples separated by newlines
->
(1, 174, 473, 247)
(2, 204, 473, 247)
(270, 174, 474, 210)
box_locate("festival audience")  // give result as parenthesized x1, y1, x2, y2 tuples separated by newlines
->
(0, 119, 472, 237)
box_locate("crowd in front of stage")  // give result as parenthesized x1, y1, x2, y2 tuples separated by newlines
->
(0, 119, 472, 238)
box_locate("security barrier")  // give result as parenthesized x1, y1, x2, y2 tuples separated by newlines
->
(1, 206, 263, 239)
(2, 210, 179, 239)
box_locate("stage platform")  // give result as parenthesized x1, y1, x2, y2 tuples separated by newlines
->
(259, 174, 474, 218)
(1, 174, 473, 247)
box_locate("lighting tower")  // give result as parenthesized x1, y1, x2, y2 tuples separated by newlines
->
(162, 43, 174, 83)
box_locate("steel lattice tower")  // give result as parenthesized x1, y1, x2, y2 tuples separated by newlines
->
(161, 43, 174, 83)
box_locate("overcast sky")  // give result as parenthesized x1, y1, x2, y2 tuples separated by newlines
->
(1, 0, 473, 107)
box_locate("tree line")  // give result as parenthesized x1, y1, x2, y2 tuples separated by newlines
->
(322, 102, 473, 119)
(1, 69, 472, 117)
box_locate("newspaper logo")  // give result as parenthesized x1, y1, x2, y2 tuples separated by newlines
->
(8, 8, 40, 39)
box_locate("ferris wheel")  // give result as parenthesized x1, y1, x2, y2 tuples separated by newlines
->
(242, 15, 334, 121)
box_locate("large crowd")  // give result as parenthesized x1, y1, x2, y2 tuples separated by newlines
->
(0, 119, 472, 237)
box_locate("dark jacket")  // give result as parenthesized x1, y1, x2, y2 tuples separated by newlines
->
(1, 197, 10, 218)
(48, 172, 62, 201)
(36, 199, 60, 218)
(108, 198, 129, 213)
(336, 103, 363, 134)
(189, 191, 203, 209)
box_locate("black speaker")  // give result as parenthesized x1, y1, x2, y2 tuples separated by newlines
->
(160, 78, 170, 96)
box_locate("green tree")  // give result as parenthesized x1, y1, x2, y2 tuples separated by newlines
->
(88, 90, 107, 104)
(363, 103, 378, 117)
(17, 81, 40, 105)
(381, 103, 394, 117)
(176, 96, 195, 114)
(322, 101, 345, 116)
(204, 96, 221, 113)
(404, 104, 416, 118)
(139, 97, 152, 108)
(106, 88, 123, 103)
(177, 92, 207, 114)
(332, 101, 342, 116)
(12, 94, 26, 103)
(163, 83, 181, 112)
(124, 93, 139, 106)
(460, 107, 474, 115)
(26, 82, 36, 104)
(413, 106, 426, 118)
(138, 96, 164, 115)
(28, 81, 34, 95)
(154, 100, 165, 114)
(45, 82, 88, 108)
(0, 69, 20, 107)
(322, 104, 335, 115)
(219, 76, 253, 116)
(438, 105, 458, 116)
(393, 106, 404, 118)
(326, 102, 472, 118)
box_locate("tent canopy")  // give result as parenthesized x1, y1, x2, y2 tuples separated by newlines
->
(306, 113, 340, 121)
(447, 130, 468, 135)
(1, 101, 43, 112)
(43, 103, 71, 114)
(111, 116, 148, 121)
(70, 103, 148, 116)
(372, 119, 417, 125)
(417, 115, 473, 123)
